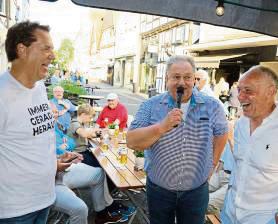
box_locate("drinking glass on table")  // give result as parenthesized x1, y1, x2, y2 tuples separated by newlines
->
(118, 147, 128, 165)
(101, 134, 110, 152)
(122, 128, 127, 141)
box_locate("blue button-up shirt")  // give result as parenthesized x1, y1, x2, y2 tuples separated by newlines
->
(129, 89, 228, 191)
(50, 98, 76, 130)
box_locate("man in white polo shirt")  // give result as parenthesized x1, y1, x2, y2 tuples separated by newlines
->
(221, 65, 278, 224)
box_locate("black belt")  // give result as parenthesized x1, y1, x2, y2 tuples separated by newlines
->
(224, 170, 231, 174)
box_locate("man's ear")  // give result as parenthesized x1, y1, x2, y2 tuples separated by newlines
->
(16, 43, 26, 58)
(267, 85, 276, 97)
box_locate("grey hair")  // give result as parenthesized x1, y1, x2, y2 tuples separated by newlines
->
(166, 55, 196, 74)
(53, 85, 64, 92)
(247, 65, 278, 90)
(196, 69, 209, 80)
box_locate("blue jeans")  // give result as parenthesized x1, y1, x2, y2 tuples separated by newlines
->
(147, 178, 209, 224)
(0, 207, 50, 224)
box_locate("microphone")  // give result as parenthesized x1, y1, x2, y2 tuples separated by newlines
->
(174, 86, 184, 128)
(176, 86, 184, 109)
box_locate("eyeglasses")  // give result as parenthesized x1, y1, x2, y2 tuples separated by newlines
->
(195, 78, 201, 81)
(169, 75, 194, 82)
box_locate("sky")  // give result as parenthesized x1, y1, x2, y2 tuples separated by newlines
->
(29, 0, 90, 49)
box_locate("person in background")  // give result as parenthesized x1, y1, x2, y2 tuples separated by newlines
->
(195, 69, 215, 97)
(215, 77, 230, 98)
(0, 21, 56, 223)
(51, 69, 61, 85)
(127, 55, 228, 224)
(96, 93, 128, 130)
(50, 85, 76, 133)
(221, 66, 278, 224)
(229, 81, 240, 108)
(70, 71, 78, 83)
(68, 104, 99, 158)
(63, 70, 71, 81)
(195, 69, 229, 118)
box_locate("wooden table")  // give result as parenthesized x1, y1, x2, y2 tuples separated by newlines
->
(83, 84, 99, 95)
(88, 137, 149, 223)
(88, 138, 146, 190)
(79, 95, 104, 106)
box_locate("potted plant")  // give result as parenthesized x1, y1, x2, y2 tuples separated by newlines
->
(133, 150, 144, 171)
(108, 123, 116, 136)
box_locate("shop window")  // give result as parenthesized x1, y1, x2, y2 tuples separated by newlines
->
(0, 0, 6, 16)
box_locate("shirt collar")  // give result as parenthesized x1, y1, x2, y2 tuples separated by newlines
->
(261, 103, 278, 124)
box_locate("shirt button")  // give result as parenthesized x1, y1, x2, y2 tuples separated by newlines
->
(183, 138, 186, 142)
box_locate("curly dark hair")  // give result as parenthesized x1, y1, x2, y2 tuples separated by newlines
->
(5, 20, 50, 62)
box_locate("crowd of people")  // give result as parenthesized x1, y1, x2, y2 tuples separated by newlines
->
(50, 68, 87, 86)
(1, 20, 278, 224)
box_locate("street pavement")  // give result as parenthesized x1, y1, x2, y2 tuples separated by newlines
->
(91, 82, 147, 116)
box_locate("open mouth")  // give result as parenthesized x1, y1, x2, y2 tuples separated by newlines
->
(42, 63, 50, 70)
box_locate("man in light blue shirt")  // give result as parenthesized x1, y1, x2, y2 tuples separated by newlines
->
(127, 55, 228, 224)
(50, 86, 76, 132)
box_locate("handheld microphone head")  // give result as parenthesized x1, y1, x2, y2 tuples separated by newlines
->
(176, 86, 184, 109)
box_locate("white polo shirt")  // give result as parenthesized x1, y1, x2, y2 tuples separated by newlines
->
(221, 105, 278, 224)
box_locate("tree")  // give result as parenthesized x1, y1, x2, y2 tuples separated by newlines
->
(53, 39, 75, 71)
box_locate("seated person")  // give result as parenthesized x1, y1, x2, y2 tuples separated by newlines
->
(51, 105, 135, 224)
(50, 86, 77, 133)
(96, 93, 128, 129)
(67, 104, 101, 167)
(51, 69, 61, 85)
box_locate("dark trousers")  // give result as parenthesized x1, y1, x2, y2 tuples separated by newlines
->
(146, 178, 209, 224)
(80, 150, 101, 167)
(0, 207, 50, 224)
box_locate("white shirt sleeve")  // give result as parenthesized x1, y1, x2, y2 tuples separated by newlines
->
(0, 100, 7, 130)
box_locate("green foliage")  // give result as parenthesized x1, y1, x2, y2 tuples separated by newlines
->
(47, 80, 87, 104)
(134, 150, 144, 158)
(52, 39, 75, 71)
(48, 65, 56, 76)
(108, 123, 116, 129)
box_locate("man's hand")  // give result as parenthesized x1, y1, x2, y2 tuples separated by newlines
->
(57, 152, 83, 172)
(159, 108, 183, 133)
(60, 143, 68, 150)
(87, 128, 101, 139)
(114, 119, 120, 125)
(58, 100, 70, 110)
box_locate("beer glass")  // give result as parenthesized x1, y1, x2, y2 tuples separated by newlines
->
(118, 147, 128, 165)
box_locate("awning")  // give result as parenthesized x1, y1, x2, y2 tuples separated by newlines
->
(194, 53, 247, 68)
(187, 35, 278, 52)
(68, 0, 278, 37)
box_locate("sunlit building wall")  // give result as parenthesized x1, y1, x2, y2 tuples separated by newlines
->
(0, 0, 29, 73)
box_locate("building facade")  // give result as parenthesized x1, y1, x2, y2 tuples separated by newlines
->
(0, 0, 30, 73)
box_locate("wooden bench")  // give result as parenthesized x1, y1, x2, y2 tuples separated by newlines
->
(206, 214, 221, 224)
